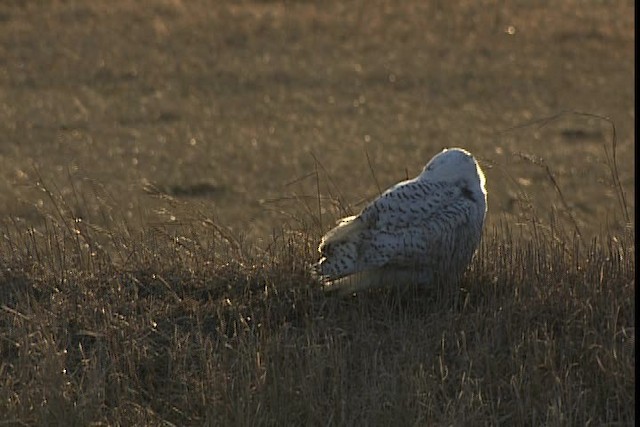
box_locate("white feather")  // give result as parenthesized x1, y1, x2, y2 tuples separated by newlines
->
(313, 147, 487, 295)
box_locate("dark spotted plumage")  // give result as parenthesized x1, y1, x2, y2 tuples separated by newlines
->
(313, 147, 487, 295)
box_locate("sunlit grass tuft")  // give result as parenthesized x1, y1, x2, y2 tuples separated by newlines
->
(0, 176, 634, 425)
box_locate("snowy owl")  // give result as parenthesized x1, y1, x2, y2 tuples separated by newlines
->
(313, 147, 487, 296)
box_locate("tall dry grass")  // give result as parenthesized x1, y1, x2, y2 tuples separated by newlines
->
(0, 144, 634, 426)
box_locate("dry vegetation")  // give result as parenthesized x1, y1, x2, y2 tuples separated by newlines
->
(0, 0, 635, 426)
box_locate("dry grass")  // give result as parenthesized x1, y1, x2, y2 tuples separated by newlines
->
(0, 191, 635, 426)
(0, 0, 635, 425)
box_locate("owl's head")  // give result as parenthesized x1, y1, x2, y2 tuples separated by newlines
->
(420, 147, 486, 189)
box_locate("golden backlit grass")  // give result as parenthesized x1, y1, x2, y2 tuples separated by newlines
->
(0, 1, 635, 425)
(0, 183, 634, 425)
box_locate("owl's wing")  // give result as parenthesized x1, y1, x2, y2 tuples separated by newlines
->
(356, 179, 481, 265)
(358, 179, 460, 229)
(316, 180, 469, 279)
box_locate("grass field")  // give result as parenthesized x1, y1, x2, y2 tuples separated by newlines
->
(0, 0, 635, 425)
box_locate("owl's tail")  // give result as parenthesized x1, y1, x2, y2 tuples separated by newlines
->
(322, 268, 429, 296)
(318, 215, 363, 249)
(321, 270, 384, 295)
(311, 215, 366, 282)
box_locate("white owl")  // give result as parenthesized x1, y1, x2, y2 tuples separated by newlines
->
(314, 147, 487, 296)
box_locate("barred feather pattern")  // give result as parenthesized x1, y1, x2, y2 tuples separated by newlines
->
(313, 147, 487, 295)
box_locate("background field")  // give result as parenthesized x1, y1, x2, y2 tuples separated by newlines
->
(0, 0, 635, 425)
(0, 0, 635, 238)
